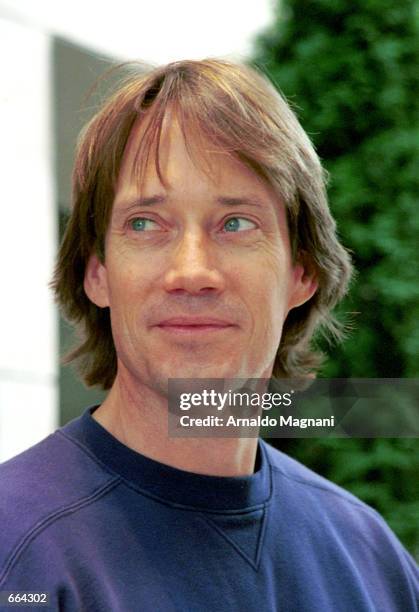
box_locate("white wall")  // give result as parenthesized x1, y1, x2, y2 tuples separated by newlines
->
(0, 18, 58, 461)
(0, 1, 273, 459)
(0, 0, 273, 63)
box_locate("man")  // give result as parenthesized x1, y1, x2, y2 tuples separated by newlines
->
(0, 59, 417, 611)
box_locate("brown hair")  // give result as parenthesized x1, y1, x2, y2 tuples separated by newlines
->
(51, 58, 353, 389)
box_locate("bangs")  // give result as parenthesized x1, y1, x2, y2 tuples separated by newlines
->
(130, 101, 237, 195)
(120, 64, 298, 210)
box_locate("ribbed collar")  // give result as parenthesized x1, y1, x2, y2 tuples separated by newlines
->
(61, 405, 272, 512)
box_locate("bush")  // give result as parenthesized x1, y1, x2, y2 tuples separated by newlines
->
(252, 0, 419, 558)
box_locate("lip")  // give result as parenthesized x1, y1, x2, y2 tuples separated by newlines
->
(155, 317, 236, 335)
(156, 317, 234, 327)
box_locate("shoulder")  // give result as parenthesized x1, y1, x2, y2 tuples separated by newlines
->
(262, 438, 372, 512)
(0, 430, 120, 586)
(261, 441, 419, 608)
(261, 439, 419, 565)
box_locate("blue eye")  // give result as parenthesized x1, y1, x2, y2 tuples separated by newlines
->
(130, 218, 158, 231)
(223, 217, 257, 232)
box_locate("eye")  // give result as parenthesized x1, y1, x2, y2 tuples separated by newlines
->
(223, 217, 258, 232)
(129, 217, 160, 231)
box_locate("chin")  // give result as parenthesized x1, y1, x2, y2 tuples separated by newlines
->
(169, 362, 251, 383)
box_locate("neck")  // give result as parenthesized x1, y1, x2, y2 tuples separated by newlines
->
(92, 370, 259, 477)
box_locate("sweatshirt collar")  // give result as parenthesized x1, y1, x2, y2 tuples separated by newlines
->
(61, 405, 272, 512)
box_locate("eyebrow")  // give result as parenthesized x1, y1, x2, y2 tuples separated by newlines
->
(113, 194, 266, 217)
(217, 196, 265, 208)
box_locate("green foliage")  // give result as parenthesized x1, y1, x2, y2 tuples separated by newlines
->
(252, 0, 419, 556)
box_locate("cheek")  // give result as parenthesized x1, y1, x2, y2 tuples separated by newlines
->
(106, 263, 146, 318)
(242, 245, 291, 302)
(248, 261, 292, 336)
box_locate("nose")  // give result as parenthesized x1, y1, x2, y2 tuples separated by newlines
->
(163, 228, 225, 295)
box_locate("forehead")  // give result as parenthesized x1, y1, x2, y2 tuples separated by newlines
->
(114, 110, 275, 200)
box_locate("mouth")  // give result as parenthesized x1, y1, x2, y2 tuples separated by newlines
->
(156, 317, 237, 335)
(157, 325, 233, 334)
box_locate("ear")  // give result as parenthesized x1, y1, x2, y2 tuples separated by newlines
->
(84, 254, 110, 308)
(287, 255, 318, 311)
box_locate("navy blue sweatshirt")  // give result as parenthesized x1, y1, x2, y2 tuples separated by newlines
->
(0, 405, 418, 611)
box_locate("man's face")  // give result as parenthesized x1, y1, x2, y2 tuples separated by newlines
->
(84, 116, 317, 394)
